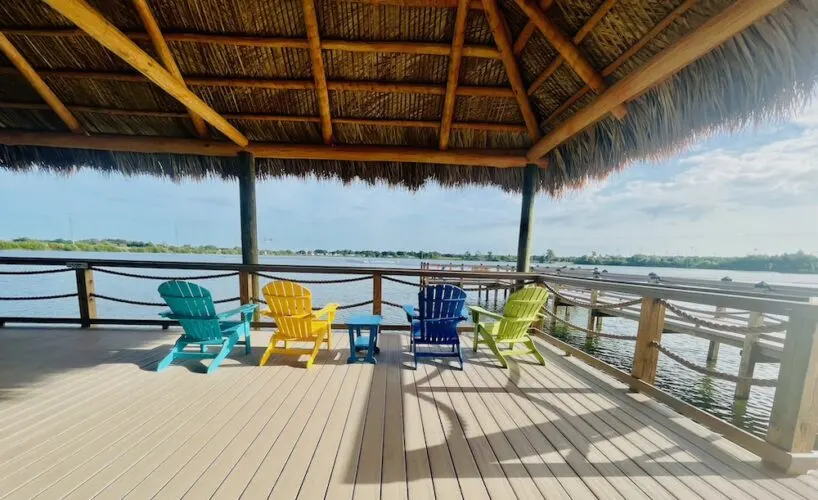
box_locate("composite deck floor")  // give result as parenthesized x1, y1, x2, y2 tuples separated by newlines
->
(1, 327, 817, 499)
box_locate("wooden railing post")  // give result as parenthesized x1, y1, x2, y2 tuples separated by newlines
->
(734, 311, 762, 400)
(239, 270, 252, 305)
(631, 297, 666, 387)
(764, 303, 818, 472)
(75, 266, 96, 328)
(586, 289, 599, 340)
(707, 305, 726, 362)
(373, 272, 382, 315)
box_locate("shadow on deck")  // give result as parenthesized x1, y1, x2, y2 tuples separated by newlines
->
(0, 326, 816, 499)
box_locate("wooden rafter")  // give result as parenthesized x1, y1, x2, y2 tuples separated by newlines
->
(0, 33, 82, 134)
(0, 130, 547, 169)
(0, 67, 517, 98)
(526, 0, 618, 96)
(481, 0, 541, 142)
(0, 102, 528, 133)
(131, 0, 208, 138)
(541, 0, 699, 129)
(512, 0, 553, 56)
(2, 29, 502, 59)
(341, 0, 483, 9)
(527, 0, 787, 161)
(302, 0, 333, 144)
(40, 0, 248, 147)
(438, 0, 470, 150)
(513, 0, 627, 119)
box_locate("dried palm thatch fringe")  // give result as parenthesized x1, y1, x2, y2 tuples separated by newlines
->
(0, 0, 816, 194)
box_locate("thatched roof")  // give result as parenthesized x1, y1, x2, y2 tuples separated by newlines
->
(0, 0, 817, 193)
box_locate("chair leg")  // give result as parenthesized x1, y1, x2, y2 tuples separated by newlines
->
(473, 329, 480, 352)
(326, 326, 333, 351)
(207, 336, 237, 374)
(157, 339, 187, 372)
(484, 335, 508, 369)
(458, 346, 464, 371)
(526, 338, 546, 366)
(244, 320, 252, 355)
(259, 341, 275, 367)
(305, 338, 323, 369)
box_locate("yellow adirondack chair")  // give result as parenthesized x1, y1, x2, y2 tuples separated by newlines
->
(259, 281, 338, 368)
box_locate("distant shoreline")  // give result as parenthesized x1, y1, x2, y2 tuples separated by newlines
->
(2, 238, 817, 274)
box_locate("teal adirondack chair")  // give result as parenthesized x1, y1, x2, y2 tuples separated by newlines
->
(156, 280, 257, 374)
(469, 286, 548, 368)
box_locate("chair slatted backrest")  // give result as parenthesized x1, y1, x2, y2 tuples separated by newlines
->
(158, 280, 223, 341)
(417, 284, 467, 344)
(496, 286, 549, 341)
(262, 281, 315, 340)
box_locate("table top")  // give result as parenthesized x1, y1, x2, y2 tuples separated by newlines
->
(346, 314, 383, 326)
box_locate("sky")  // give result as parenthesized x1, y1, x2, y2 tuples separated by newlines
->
(1, 101, 818, 257)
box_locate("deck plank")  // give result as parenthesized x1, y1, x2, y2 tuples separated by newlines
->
(380, 334, 408, 500)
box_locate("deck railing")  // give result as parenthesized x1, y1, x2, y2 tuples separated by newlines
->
(1, 256, 817, 473)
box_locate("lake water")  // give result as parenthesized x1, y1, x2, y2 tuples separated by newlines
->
(3, 250, 817, 441)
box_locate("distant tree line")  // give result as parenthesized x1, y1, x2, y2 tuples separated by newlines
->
(1, 238, 817, 274)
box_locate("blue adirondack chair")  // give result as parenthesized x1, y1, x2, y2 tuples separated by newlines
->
(156, 280, 257, 374)
(403, 284, 468, 370)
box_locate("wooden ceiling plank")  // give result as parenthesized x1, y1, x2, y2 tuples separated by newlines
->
(513, 0, 627, 119)
(302, 0, 334, 144)
(527, 0, 787, 161)
(481, 0, 541, 142)
(526, 0, 618, 96)
(0, 33, 82, 133)
(132, 0, 209, 138)
(439, 0, 471, 150)
(39, 0, 248, 147)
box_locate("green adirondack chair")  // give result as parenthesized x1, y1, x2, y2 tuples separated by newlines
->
(469, 286, 548, 368)
(156, 280, 257, 374)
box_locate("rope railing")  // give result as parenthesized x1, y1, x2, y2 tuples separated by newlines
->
(251, 272, 373, 284)
(660, 300, 788, 334)
(538, 306, 638, 340)
(91, 293, 239, 306)
(0, 267, 74, 275)
(383, 300, 404, 309)
(0, 292, 78, 301)
(652, 342, 778, 387)
(94, 268, 239, 280)
(382, 276, 420, 287)
(542, 283, 642, 310)
(337, 299, 374, 310)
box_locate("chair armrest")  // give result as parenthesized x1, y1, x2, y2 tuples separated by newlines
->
(216, 303, 258, 320)
(402, 305, 417, 322)
(312, 303, 339, 319)
(158, 310, 176, 319)
(468, 305, 504, 322)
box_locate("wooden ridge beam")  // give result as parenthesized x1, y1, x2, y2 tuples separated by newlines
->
(526, 0, 618, 96)
(439, 0, 471, 150)
(527, 0, 788, 161)
(0, 33, 82, 134)
(339, 0, 484, 9)
(513, 0, 627, 119)
(302, 0, 333, 144)
(481, 0, 541, 141)
(512, 0, 552, 56)
(0, 101, 527, 133)
(1, 28, 502, 59)
(40, 0, 248, 147)
(0, 67, 516, 98)
(132, 0, 208, 138)
(0, 130, 543, 169)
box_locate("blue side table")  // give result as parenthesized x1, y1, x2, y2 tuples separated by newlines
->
(346, 314, 382, 364)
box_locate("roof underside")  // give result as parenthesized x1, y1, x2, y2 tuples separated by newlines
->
(0, 0, 817, 193)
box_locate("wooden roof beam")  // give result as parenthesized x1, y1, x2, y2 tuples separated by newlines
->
(1, 29, 502, 59)
(0, 130, 546, 169)
(439, 0, 470, 150)
(512, 0, 553, 56)
(0, 33, 82, 134)
(481, 0, 541, 142)
(527, 0, 787, 161)
(40, 0, 248, 147)
(132, 0, 208, 138)
(340, 0, 484, 9)
(302, 0, 333, 144)
(513, 0, 627, 119)
(526, 0, 618, 96)
(541, 0, 699, 128)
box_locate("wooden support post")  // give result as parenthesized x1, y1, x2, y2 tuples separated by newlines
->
(75, 267, 96, 328)
(515, 164, 537, 273)
(239, 270, 253, 306)
(735, 311, 763, 400)
(493, 287, 499, 308)
(586, 289, 599, 340)
(707, 305, 726, 362)
(549, 285, 560, 332)
(238, 151, 259, 317)
(373, 272, 383, 315)
(765, 301, 818, 473)
(631, 297, 666, 387)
